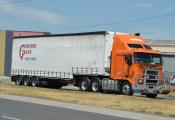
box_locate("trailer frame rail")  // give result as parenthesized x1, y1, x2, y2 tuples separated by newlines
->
(11, 69, 72, 79)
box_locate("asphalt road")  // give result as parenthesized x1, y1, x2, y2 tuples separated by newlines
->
(0, 98, 133, 120)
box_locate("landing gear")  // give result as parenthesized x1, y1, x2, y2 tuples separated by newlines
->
(57, 83, 64, 89)
(146, 94, 157, 98)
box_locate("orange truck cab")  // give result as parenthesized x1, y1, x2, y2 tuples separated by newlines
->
(110, 33, 163, 97)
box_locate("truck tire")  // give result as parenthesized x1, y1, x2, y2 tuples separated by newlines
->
(79, 77, 91, 91)
(15, 79, 22, 85)
(15, 76, 23, 85)
(32, 80, 37, 87)
(24, 76, 30, 86)
(146, 94, 157, 98)
(121, 81, 133, 96)
(91, 77, 102, 92)
(31, 77, 40, 87)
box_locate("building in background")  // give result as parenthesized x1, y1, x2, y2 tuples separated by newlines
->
(13, 31, 49, 37)
(0, 30, 49, 76)
(148, 40, 175, 73)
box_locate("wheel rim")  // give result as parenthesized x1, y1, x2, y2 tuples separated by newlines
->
(122, 84, 130, 95)
(32, 81, 36, 87)
(92, 82, 98, 92)
(16, 80, 20, 85)
(24, 80, 28, 86)
(81, 81, 88, 91)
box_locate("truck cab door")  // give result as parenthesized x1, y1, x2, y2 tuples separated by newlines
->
(110, 52, 124, 80)
(110, 53, 133, 80)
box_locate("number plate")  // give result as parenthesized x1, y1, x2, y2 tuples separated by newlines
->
(148, 89, 154, 93)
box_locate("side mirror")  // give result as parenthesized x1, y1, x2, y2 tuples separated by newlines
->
(125, 54, 132, 66)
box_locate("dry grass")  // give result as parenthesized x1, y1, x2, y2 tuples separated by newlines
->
(167, 85, 175, 97)
(0, 79, 175, 117)
(168, 91, 175, 97)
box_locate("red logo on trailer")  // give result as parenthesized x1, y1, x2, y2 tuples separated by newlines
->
(19, 44, 37, 60)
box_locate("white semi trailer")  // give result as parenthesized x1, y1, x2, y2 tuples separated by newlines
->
(12, 31, 113, 89)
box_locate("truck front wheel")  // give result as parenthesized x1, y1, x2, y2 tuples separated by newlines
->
(121, 81, 133, 96)
(79, 77, 91, 91)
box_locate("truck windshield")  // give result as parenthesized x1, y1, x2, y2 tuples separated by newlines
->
(134, 52, 162, 64)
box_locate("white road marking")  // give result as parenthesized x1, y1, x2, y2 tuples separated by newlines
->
(1, 116, 21, 120)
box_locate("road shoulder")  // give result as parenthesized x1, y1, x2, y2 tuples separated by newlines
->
(0, 94, 174, 120)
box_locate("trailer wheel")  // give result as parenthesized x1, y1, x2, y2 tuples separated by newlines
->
(121, 81, 133, 96)
(24, 76, 30, 86)
(15, 76, 22, 85)
(146, 94, 157, 98)
(31, 77, 40, 87)
(15, 79, 22, 85)
(32, 80, 37, 87)
(79, 77, 91, 91)
(91, 77, 102, 92)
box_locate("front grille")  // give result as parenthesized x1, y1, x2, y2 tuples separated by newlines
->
(148, 75, 156, 79)
(146, 80, 158, 84)
(145, 70, 159, 84)
(146, 70, 158, 75)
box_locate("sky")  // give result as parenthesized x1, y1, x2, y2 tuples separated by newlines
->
(0, 0, 175, 40)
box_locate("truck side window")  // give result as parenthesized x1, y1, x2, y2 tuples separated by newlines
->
(125, 54, 132, 65)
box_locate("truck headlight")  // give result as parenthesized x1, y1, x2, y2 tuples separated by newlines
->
(146, 75, 149, 79)
(138, 79, 144, 84)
